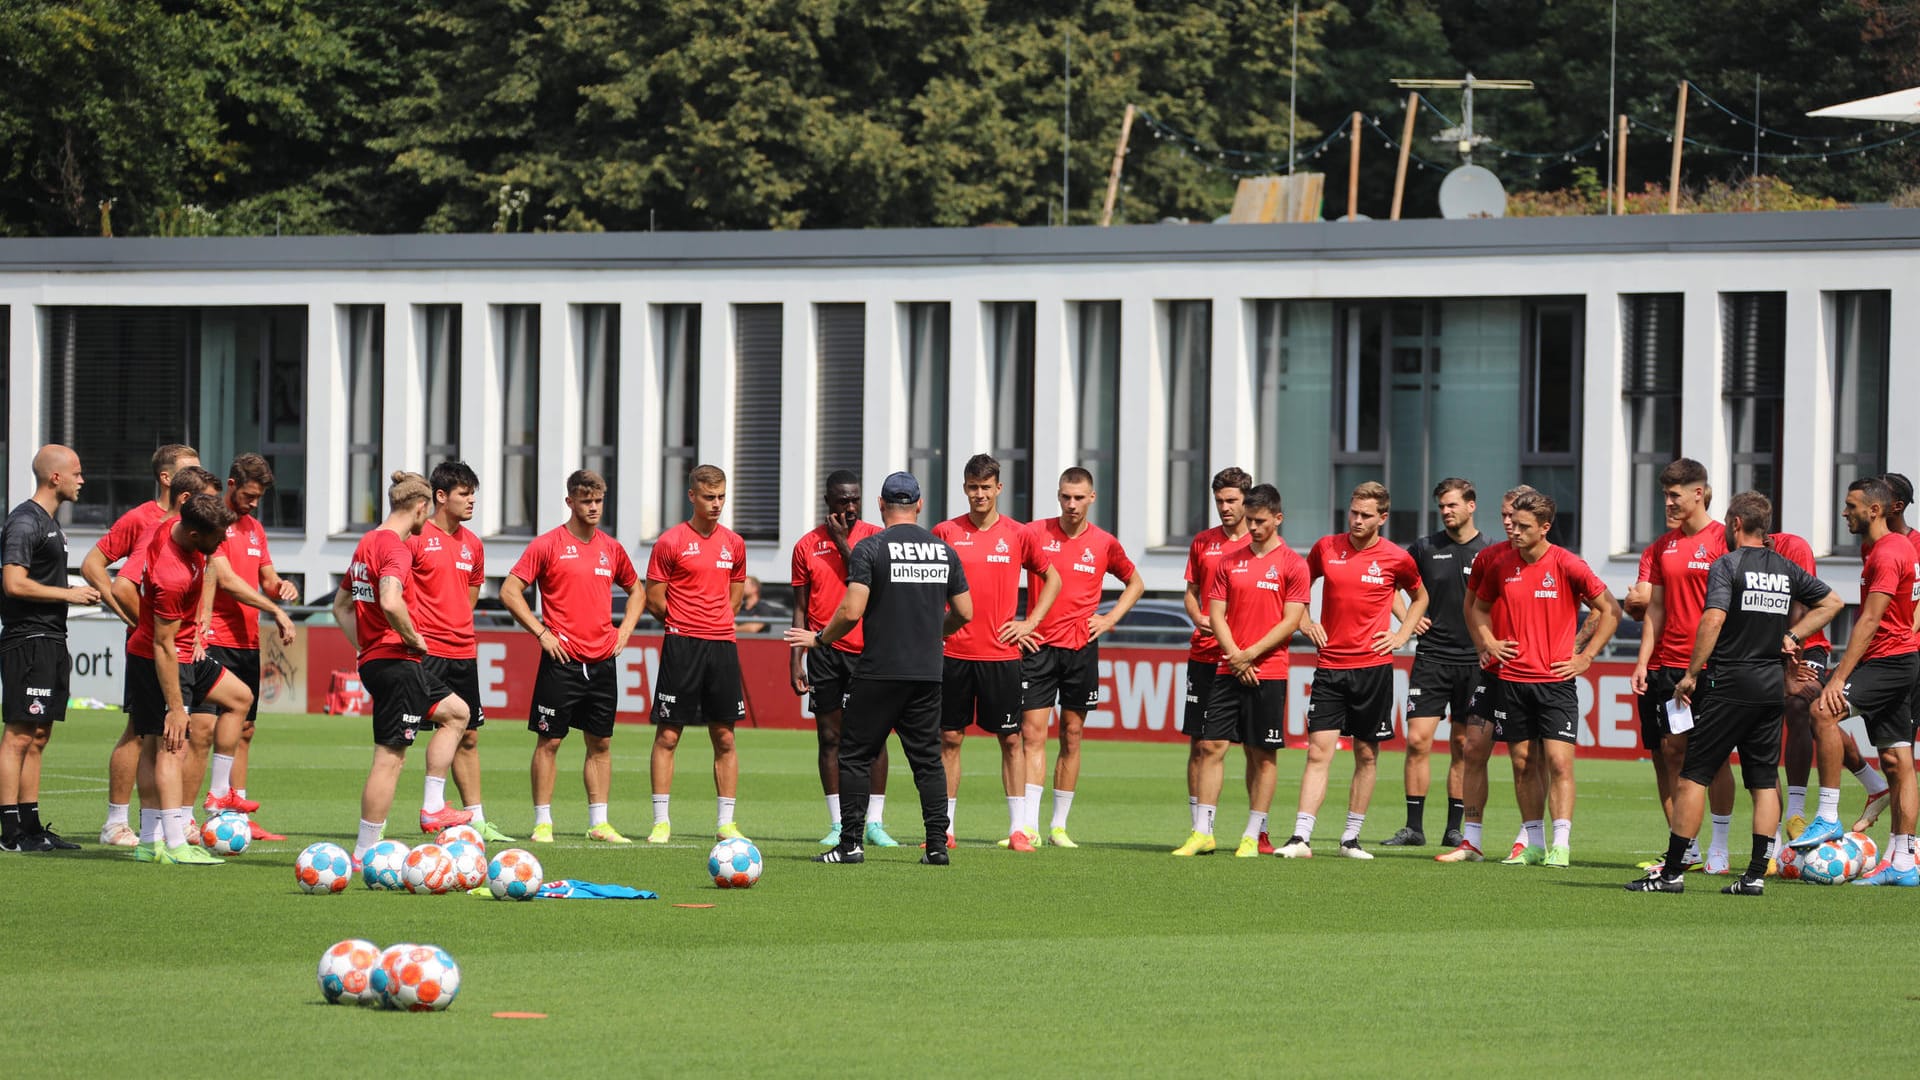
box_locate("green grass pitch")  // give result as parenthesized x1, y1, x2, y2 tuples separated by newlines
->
(6, 712, 1914, 1078)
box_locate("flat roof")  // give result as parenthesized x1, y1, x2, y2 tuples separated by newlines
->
(1, 209, 1917, 272)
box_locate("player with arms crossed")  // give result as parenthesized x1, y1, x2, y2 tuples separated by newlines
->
(331, 472, 473, 864)
(79, 443, 197, 847)
(1179, 484, 1310, 857)
(1467, 491, 1618, 868)
(931, 454, 1060, 850)
(793, 473, 972, 865)
(1629, 492, 1843, 894)
(790, 470, 896, 848)
(1177, 467, 1258, 851)
(1020, 467, 1145, 847)
(1278, 482, 1427, 860)
(646, 465, 749, 844)
(501, 470, 643, 843)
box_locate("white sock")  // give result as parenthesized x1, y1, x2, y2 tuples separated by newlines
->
(1024, 784, 1044, 833)
(1189, 795, 1200, 832)
(588, 802, 608, 828)
(354, 818, 384, 859)
(1464, 822, 1483, 849)
(1294, 813, 1316, 842)
(1551, 818, 1571, 848)
(716, 796, 736, 829)
(1514, 825, 1529, 847)
(826, 794, 841, 824)
(139, 808, 161, 843)
(1244, 810, 1268, 840)
(1817, 786, 1841, 820)
(234, 788, 246, 800)
(107, 802, 130, 828)
(1523, 819, 1545, 848)
(1708, 813, 1732, 858)
(1895, 834, 1916, 872)
(1050, 789, 1075, 830)
(1684, 837, 1701, 861)
(1007, 795, 1023, 834)
(162, 808, 188, 849)
(1196, 803, 1216, 834)
(868, 793, 886, 822)
(209, 753, 235, 797)
(652, 794, 670, 825)
(422, 775, 446, 814)
(1341, 812, 1365, 844)
(465, 802, 486, 824)
(1855, 763, 1890, 797)
(533, 804, 553, 827)
(1785, 785, 1807, 820)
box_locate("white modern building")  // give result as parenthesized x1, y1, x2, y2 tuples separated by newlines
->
(1, 211, 1911, 609)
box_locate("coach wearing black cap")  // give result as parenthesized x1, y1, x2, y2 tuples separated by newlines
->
(788, 472, 973, 864)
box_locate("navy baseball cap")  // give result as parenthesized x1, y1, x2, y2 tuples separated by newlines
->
(880, 471, 922, 504)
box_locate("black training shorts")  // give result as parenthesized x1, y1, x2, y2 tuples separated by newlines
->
(1498, 679, 1580, 744)
(808, 645, 856, 718)
(1022, 643, 1100, 713)
(941, 656, 1023, 735)
(651, 634, 745, 727)
(126, 653, 230, 737)
(193, 645, 261, 724)
(422, 655, 486, 730)
(1681, 689, 1781, 790)
(1181, 659, 1219, 738)
(358, 658, 452, 750)
(1405, 656, 1477, 722)
(530, 654, 619, 740)
(1839, 653, 1920, 750)
(1199, 674, 1288, 749)
(1637, 666, 1682, 749)
(1306, 665, 1395, 742)
(1466, 671, 1507, 738)
(1, 638, 70, 726)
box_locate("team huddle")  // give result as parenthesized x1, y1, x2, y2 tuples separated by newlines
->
(3, 439, 1917, 893)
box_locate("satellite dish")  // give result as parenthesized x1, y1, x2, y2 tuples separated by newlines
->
(1438, 164, 1507, 219)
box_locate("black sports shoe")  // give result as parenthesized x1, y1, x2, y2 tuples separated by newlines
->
(919, 849, 950, 866)
(34, 824, 80, 851)
(1381, 827, 1426, 847)
(0, 836, 21, 854)
(1625, 874, 1685, 893)
(1721, 874, 1765, 896)
(1440, 828, 1465, 849)
(13, 832, 56, 853)
(812, 844, 864, 864)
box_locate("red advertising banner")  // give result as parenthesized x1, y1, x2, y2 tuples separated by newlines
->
(307, 629, 1657, 760)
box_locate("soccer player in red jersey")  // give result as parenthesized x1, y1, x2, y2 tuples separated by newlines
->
(1019, 467, 1144, 847)
(198, 454, 300, 839)
(78, 443, 197, 847)
(330, 472, 473, 862)
(124, 493, 249, 864)
(410, 461, 513, 843)
(1177, 484, 1310, 858)
(1277, 482, 1426, 860)
(1177, 467, 1255, 851)
(501, 470, 643, 844)
(1791, 478, 1920, 879)
(645, 464, 750, 844)
(1630, 458, 1739, 873)
(1467, 490, 1618, 868)
(932, 454, 1061, 850)
(791, 471, 895, 848)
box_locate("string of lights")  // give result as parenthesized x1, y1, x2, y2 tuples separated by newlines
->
(1683, 80, 1877, 148)
(1626, 114, 1920, 161)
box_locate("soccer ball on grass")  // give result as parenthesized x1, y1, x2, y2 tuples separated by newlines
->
(708, 837, 763, 889)
(362, 840, 411, 891)
(317, 939, 383, 1006)
(486, 848, 543, 900)
(436, 824, 484, 851)
(375, 943, 462, 1012)
(1800, 840, 1853, 884)
(202, 812, 250, 855)
(295, 842, 352, 894)
(442, 840, 487, 891)
(402, 843, 457, 894)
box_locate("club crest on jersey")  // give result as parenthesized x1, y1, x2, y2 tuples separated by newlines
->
(716, 543, 735, 570)
(1360, 558, 1386, 585)
(595, 550, 613, 577)
(1536, 570, 1559, 599)
(1265, 564, 1280, 581)
(988, 536, 1012, 564)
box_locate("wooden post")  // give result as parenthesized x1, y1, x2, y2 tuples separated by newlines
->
(1614, 114, 1628, 214)
(1668, 81, 1689, 214)
(1347, 111, 1362, 221)
(1390, 92, 1417, 220)
(1099, 104, 1136, 227)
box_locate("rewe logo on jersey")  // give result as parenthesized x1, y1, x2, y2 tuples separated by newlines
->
(988, 535, 1012, 564)
(1360, 558, 1386, 585)
(1535, 569, 1559, 599)
(716, 543, 735, 570)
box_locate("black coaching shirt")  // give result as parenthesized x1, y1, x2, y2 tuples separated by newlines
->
(0, 500, 71, 650)
(846, 523, 969, 682)
(1699, 545, 1833, 704)
(1407, 528, 1491, 665)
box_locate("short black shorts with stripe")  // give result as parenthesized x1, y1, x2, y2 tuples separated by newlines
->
(1498, 680, 1580, 744)
(1466, 671, 1506, 737)
(1405, 656, 1477, 721)
(808, 645, 856, 718)
(1, 638, 70, 726)
(1199, 674, 1287, 749)
(1681, 688, 1781, 790)
(1022, 643, 1100, 713)
(193, 645, 261, 723)
(1306, 665, 1394, 742)
(1181, 660, 1218, 737)
(941, 656, 1022, 734)
(421, 655, 485, 730)
(1636, 666, 1683, 749)
(125, 653, 229, 738)
(1840, 653, 1920, 750)
(530, 654, 618, 739)
(651, 634, 745, 727)
(358, 658, 452, 750)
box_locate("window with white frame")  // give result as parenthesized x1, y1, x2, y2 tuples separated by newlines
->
(498, 304, 539, 536)
(421, 304, 460, 472)
(1164, 300, 1211, 544)
(814, 304, 864, 500)
(579, 304, 619, 534)
(657, 304, 701, 533)
(1076, 301, 1120, 534)
(1623, 294, 1684, 547)
(905, 302, 949, 522)
(732, 303, 782, 541)
(988, 302, 1035, 521)
(1722, 292, 1786, 529)
(1830, 290, 1889, 552)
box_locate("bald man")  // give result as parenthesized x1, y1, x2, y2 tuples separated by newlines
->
(2, 446, 102, 852)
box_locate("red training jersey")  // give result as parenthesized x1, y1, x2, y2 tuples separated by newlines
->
(1469, 543, 1514, 674)
(647, 521, 746, 641)
(1859, 531, 1920, 661)
(1473, 543, 1608, 683)
(790, 520, 881, 655)
(1769, 532, 1832, 651)
(1027, 518, 1138, 652)
(509, 525, 638, 663)
(99, 500, 165, 567)
(346, 528, 420, 663)
(127, 526, 207, 662)
(205, 513, 271, 651)
(1185, 526, 1251, 664)
(1306, 534, 1422, 670)
(1635, 543, 1657, 586)
(410, 521, 485, 659)
(1645, 521, 1728, 669)
(934, 514, 1050, 662)
(1207, 541, 1312, 679)
(119, 518, 170, 588)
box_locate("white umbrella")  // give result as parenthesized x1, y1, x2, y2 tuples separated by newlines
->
(1807, 86, 1920, 123)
